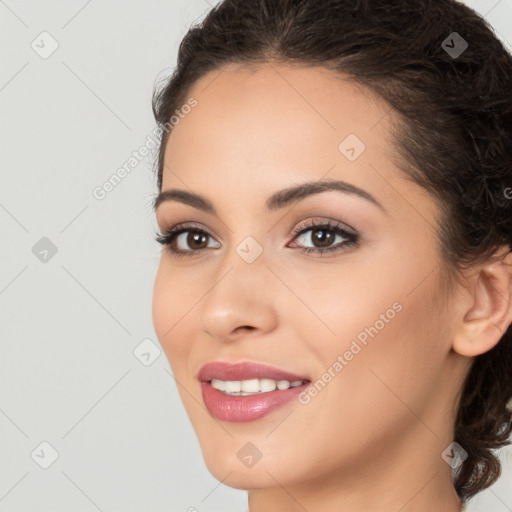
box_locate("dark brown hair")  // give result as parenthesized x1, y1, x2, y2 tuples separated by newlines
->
(152, 0, 512, 503)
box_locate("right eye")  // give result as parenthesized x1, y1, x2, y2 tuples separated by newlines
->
(155, 222, 221, 258)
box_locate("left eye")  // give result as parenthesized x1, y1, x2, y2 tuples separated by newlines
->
(288, 220, 359, 255)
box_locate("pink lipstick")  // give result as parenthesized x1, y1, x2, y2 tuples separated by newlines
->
(198, 361, 311, 422)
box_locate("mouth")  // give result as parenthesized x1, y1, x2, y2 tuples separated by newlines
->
(197, 361, 310, 382)
(206, 377, 308, 396)
(197, 361, 311, 422)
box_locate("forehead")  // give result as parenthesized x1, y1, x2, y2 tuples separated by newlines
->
(182, 61, 391, 136)
(163, 61, 396, 186)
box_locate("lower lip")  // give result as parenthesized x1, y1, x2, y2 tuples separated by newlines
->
(201, 381, 310, 422)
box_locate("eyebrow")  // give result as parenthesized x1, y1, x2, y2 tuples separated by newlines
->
(153, 179, 386, 215)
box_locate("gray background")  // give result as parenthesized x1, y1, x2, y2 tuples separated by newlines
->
(0, 1, 511, 511)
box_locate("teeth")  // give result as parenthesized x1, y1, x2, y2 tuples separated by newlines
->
(210, 378, 305, 395)
(241, 379, 259, 392)
(225, 380, 241, 393)
(277, 380, 290, 390)
(211, 378, 226, 391)
(260, 378, 276, 392)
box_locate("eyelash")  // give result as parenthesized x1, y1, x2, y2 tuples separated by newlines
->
(155, 219, 360, 259)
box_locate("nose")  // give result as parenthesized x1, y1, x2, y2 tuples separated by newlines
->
(199, 254, 279, 344)
(204, 325, 255, 338)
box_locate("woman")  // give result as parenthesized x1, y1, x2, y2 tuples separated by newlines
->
(150, 0, 512, 510)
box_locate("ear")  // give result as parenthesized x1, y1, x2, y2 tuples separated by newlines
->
(452, 249, 512, 357)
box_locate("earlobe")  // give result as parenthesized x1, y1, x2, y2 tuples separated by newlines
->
(452, 252, 512, 357)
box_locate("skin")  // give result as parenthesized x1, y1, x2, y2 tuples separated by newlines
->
(152, 61, 512, 512)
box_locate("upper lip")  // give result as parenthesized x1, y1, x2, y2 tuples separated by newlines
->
(198, 361, 311, 382)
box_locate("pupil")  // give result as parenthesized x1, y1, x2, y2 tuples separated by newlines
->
(313, 229, 333, 248)
(189, 232, 207, 249)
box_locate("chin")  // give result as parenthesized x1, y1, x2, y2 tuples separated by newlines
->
(202, 457, 288, 490)
(195, 433, 312, 490)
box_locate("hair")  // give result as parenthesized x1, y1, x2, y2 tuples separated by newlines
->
(152, 0, 512, 504)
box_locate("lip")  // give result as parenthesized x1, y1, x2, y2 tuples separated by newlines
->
(197, 361, 311, 422)
(197, 361, 310, 382)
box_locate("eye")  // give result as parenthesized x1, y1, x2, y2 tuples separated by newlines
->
(288, 219, 359, 256)
(155, 222, 220, 259)
(155, 219, 360, 258)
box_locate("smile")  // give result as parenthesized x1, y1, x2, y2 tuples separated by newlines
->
(210, 378, 306, 395)
(198, 361, 312, 422)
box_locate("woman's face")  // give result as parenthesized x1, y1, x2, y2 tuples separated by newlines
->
(152, 62, 467, 492)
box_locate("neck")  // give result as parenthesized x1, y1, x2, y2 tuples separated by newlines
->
(248, 468, 463, 512)
(247, 421, 464, 512)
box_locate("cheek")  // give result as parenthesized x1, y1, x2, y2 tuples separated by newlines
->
(282, 252, 409, 369)
(293, 264, 447, 447)
(306, 239, 446, 372)
(152, 263, 196, 368)
(293, 244, 444, 391)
